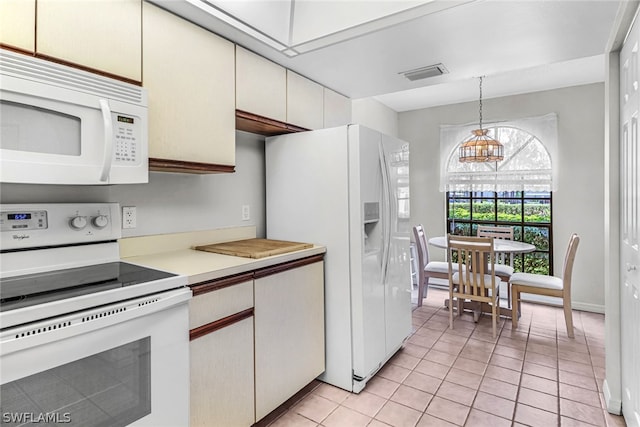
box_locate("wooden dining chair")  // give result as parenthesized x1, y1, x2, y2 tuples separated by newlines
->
(447, 234, 502, 338)
(477, 225, 515, 307)
(510, 233, 580, 338)
(412, 224, 458, 307)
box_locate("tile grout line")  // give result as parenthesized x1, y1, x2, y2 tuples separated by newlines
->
(510, 316, 530, 426)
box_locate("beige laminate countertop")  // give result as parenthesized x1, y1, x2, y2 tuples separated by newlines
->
(123, 245, 326, 285)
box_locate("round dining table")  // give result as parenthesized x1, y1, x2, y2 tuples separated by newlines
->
(428, 236, 536, 254)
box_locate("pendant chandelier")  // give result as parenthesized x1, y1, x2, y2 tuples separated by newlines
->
(458, 76, 504, 163)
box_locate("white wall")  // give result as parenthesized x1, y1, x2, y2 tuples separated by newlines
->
(399, 83, 606, 311)
(352, 97, 399, 137)
(0, 131, 267, 238)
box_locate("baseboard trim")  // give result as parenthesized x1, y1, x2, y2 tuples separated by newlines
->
(572, 301, 605, 313)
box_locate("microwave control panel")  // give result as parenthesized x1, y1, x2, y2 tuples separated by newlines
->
(113, 114, 140, 165)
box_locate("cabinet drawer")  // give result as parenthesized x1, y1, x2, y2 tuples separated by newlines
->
(189, 280, 253, 329)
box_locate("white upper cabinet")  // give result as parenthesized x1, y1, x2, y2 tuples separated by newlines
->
(236, 46, 287, 122)
(143, 2, 236, 170)
(235, 47, 350, 133)
(287, 70, 324, 130)
(37, 0, 142, 82)
(324, 87, 352, 128)
(0, 0, 35, 52)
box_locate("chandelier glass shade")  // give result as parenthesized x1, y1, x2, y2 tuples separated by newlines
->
(458, 77, 504, 163)
(458, 128, 504, 163)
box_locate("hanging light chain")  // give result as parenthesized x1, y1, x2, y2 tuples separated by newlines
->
(478, 76, 483, 130)
(458, 75, 504, 163)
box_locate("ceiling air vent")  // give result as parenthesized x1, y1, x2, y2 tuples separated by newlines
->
(400, 63, 449, 81)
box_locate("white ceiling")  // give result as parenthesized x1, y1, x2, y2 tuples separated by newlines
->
(151, 0, 635, 112)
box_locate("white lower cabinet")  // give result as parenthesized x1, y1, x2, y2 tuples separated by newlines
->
(254, 261, 325, 421)
(189, 278, 255, 427)
(188, 257, 325, 426)
(190, 317, 255, 427)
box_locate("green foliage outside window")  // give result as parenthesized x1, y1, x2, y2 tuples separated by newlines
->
(449, 201, 551, 223)
(447, 192, 553, 275)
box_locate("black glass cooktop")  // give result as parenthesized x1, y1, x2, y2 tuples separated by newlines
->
(0, 262, 176, 312)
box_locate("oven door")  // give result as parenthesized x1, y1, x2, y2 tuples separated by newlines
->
(0, 288, 191, 427)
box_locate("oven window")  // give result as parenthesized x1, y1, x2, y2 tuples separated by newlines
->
(1, 338, 150, 427)
(0, 100, 81, 156)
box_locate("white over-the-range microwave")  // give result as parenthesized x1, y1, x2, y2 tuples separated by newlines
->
(0, 49, 148, 185)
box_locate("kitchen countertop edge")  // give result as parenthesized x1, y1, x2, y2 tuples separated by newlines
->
(123, 245, 326, 285)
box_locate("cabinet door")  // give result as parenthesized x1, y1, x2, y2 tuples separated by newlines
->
(37, 0, 141, 82)
(190, 317, 255, 427)
(0, 0, 35, 52)
(143, 2, 235, 167)
(236, 46, 287, 122)
(287, 71, 324, 130)
(254, 261, 325, 421)
(323, 88, 352, 128)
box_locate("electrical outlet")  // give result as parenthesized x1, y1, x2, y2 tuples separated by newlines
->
(242, 205, 250, 221)
(122, 206, 137, 229)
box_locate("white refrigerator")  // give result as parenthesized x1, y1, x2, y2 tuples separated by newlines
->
(266, 125, 412, 392)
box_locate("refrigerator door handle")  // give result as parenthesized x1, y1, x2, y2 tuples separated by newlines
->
(379, 141, 392, 284)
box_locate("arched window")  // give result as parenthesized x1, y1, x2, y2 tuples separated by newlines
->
(440, 113, 558, 193)
(440, 114, 557, 274)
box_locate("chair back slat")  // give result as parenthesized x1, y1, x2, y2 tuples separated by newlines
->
(447, 235, 497, 298)
(478, 225, 514, 265)
(412, 224, 430, 269)
(477, 225, 514, 240)
(562, 233, 580, 296)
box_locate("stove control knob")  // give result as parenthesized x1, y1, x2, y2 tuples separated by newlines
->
(69, 216, 88, 230)
(92, 215, 109, 229)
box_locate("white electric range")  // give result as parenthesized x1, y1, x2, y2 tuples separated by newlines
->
(0, 203, 191, 427)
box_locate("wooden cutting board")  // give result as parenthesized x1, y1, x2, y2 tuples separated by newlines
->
(195, 238, 313, 259)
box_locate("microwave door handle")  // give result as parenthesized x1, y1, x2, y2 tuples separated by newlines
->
(99, 99, 114, 182)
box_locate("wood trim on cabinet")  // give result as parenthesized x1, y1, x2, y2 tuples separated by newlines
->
(253, 254, 325, 279)
(0, 44, 34, 56)
(149, 158, 236, 174)
(236, 110, 309, 136)
(0, 47, 142, 85)
(190, 272, 255, 296)
(35, 53, 142, 85)
(189, 307, 254, 341)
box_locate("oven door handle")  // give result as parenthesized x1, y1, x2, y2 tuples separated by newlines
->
(0, 288, 191, 359)
(99, 99, 114, 182)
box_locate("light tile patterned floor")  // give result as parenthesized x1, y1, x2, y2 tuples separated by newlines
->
(267, 288, 627, 427)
